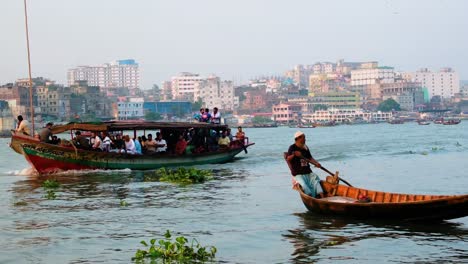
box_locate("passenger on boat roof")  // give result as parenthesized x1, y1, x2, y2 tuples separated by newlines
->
(201, 108, 211, 122)
(211, 107, 221, 124)
(145, 133, 157, 153)
(194, 108, 204, 122)
(155, 132, 167, 153)
(73, 131, 90, 150)
(285, 131, 324, 198)
(39, 122, 53, 143)
(16, 115, 31, 136)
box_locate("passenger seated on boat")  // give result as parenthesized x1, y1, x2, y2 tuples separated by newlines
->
(39, 122, 53, 143)
(218, 130, 230, 150)
(226, 128, 233, 141)
(140, 135, 147, 151)
(122, 135, 138, 154)
(50, 135, 60, 145)
(145, 134, 157, 153)
(73, 131, 91, 150)
(16, 115, 31, 136)
(91, 132, 102, 151)
(110, 134, 124, 152)
(235, 126, 245, 143)
(175, 135, 188, 155)
(101, 132, 112, 152)
(207, 130, 219, 152)
(285, 131, 324, 198)
(134, 136, 142, 154)
(155, 132, 167, 153)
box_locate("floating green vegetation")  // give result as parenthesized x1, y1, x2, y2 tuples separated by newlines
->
(144, 168, 213, 184)
(133, 230, 217, 263)
(45, 190, 56, 200)
(13, 201, 28, 206)
(42, 179, 60, 200)
(42, 179, 60, 189)
(120, 199, 129, 207)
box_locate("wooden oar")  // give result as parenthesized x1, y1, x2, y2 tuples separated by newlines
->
(297, 154, 353, 187)
(319, 166, 353, 187)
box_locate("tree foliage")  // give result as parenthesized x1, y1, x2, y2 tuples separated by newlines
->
(252, 116, 272, 124)
(377, 98, 401, 112)
(145, 111, 162, 121)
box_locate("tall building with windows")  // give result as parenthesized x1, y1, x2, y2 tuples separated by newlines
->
(170, 72, 202, 101)
(194, 75, 238, 111)
(409, 68, 460, 99)
(67, 59, 140, 91)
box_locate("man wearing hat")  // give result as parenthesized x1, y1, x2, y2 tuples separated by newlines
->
(285, 131, 324, 197)
(39, 122, 54, 143)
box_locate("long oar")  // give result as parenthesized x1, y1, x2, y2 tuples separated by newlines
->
(319, 166, 353, 187)
(299, 155, 353, 187)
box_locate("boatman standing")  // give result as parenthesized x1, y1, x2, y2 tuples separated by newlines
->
(285, 131, 324, 198)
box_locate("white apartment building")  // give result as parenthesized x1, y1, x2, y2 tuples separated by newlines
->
(171, 72, 203, 101)
(351, 66, 395, 86)
(117, 97, 144, 120)
(194, 75, 238, 111)
(410, 68, 460, 99)
(67, 59, 140, 90)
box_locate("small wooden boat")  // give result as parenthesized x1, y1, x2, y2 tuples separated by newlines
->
(298, 180, 468, 221)
(387, 118, 404, 124)
(11, 121, 254, 174)
(417, 120, 430, 125)
(443, 119, 461, 125)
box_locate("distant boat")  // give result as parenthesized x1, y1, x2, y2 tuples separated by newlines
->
(312, 120, 337, 127)
(434, 118, 444, 124)
(387, 118, 404, 124)
(443, 119, 461, 125)
(297, 124, 317, 128)
(417, 120, 430, 125)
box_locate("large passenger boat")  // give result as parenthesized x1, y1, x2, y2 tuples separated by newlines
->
(11, 121, 254, 174)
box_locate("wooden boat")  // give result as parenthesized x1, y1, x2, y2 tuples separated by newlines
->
(387, 118, 404, 124)
(297, 124, 317, 128)
(417, 120, 430, 125)
(11, 121, 254, 174)
(298, 180, 468, 221)
(443, 119, 461, 125)
(312, 121, 336, 127)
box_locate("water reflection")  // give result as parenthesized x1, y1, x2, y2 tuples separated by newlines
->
(285, 212, 468, 263)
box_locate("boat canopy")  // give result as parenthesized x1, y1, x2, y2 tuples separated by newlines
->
(51, 121, 228, 134)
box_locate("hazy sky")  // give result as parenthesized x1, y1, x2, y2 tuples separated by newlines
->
(1, 0, 467, 89)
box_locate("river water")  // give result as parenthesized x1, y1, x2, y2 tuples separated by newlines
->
(0, 122, 467, 263)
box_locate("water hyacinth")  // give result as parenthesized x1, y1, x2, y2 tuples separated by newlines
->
(144, 168, 213, 184)
(133, 230, 217, 263)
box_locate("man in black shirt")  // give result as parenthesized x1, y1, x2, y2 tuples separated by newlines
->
(286, 131, 324, 197)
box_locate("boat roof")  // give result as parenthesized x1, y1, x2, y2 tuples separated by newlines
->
(51, 121, 228, 134)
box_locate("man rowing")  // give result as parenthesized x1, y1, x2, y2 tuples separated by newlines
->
(285, 131, 324, 198)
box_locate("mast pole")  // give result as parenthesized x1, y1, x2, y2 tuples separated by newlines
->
(23, 0, 35, 135)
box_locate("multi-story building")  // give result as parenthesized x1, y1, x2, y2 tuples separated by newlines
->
(302, 108, 392, 123)
(67, 59, 140, 91)
(242, 88, 267, 111)
(117, 97, 144, 120)
(285, 65, 313, 89)
(36, 85, 71, 119)
(351, 66, 395, 86)
(272, 103, 302, 123)
(310, 91, 361, 109)
(194, 75, 238, 111)
(409, 68, 460, 99)
(161, 81, 173, 101)
(171, 72, 202, 101)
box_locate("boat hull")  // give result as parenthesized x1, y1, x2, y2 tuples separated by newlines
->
(20, 141, 252, 174)
(10, 132, 38, 155)
(299, 181, 468, 221)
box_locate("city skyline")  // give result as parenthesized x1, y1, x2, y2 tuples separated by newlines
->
(1, 0, 467, 88)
